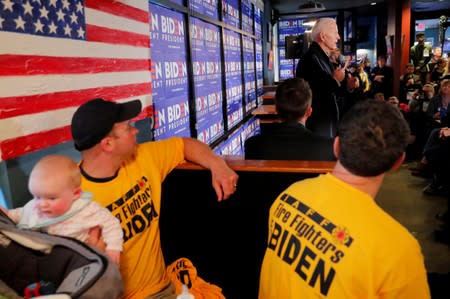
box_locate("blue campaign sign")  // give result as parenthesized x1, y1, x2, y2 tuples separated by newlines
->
(191, 19, 208, 91)
(168, 0, 184, 5)
(241, 0, 253, 34)
(197, 117, 224, 145)
(243, 36, 256, 110)
(190, 0, 204, 16)
(204, 21, 221, 54)
(206, 59, 222, 88)
(222, 0, 240, 29)
(150, 4, 186, 53)
(279, 64, 295, 80)
(190, 0, 219, 20)
(256, 41, 263, 66)
(195, 89, 223, 126)
(190, 18, 224, 142)
(190, 18, 206, 56)
(278, 47, 299, 80)
(223, 28, 242, 127)
(207, 90, 223, 114)
(153, 96, 191, 139)
(153, 54, 189, 102)
(254, 7, 262, 39)
(149, 4, 189, 112)
(243, 35, 254, 60)
(203, 0, 219, 20)
(241, 116, 261, 147)
(278, 18, 305, 47)
(226, 87, 244, 128)
(244, 76, 256, 110)
(223, 29, 241, 58)
(195, 89, 210, 125)
(256, 41, 264, 98)
(226, 78, 243, 104)
(219, 126, 243, 155)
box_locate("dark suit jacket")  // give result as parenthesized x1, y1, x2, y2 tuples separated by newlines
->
(296, 42, 342, 138)
(244, 122, 335, 161)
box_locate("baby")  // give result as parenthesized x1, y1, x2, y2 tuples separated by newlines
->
(3, 155, 123, 265)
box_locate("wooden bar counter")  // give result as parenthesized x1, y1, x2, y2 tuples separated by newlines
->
(161, 157, 335, 299)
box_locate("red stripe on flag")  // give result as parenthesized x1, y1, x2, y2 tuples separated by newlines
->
(0, 83, 152, 119)
(86, 24, 149, 47)
(86, 0, 149, 23)
(0, 55, 149, 76)
(0, 126, 72, 160)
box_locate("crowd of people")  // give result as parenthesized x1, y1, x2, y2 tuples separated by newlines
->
(248, 17, 447, 298)
(2, 16, 448, 299)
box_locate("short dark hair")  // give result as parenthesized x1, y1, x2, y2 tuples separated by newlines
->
(275, 78, 312, 122)
(337, 100, 410, 176)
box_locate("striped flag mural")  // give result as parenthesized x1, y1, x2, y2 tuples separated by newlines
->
(0, 0, 152, 161)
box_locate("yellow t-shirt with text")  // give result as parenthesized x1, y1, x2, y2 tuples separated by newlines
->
(81, 138, 184, 299)
(259, 173, 430, 299)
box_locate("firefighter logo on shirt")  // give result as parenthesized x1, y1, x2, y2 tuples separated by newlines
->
(332, 226, 351, 245)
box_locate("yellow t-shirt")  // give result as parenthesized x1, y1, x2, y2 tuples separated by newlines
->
(81, 137, 184, 299)
(259, 173, 430, 299)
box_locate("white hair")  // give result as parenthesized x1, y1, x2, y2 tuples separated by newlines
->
(311, 18, 336, 42)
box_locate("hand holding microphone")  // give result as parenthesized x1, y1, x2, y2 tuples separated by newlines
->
(333, 57, 350, 82)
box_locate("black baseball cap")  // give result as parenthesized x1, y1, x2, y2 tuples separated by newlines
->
(71, 98, 142, 151)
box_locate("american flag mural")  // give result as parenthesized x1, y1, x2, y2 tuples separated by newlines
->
(0, 0, 152, 161)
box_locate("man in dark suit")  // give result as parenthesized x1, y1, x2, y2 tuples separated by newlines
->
(244, 78, 335, 161)
(296, 18, 359, 138)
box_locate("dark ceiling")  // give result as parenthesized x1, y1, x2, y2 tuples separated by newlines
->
(270, 0, 450, 15)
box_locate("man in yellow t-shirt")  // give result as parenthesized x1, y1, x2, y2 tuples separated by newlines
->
(71, 98, 238, 299)
(259, 99, 430, 299)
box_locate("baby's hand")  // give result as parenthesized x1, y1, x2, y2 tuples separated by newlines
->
(106, 249, 121, 266)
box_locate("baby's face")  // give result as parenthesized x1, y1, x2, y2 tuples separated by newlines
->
(29, 176, 77, 218)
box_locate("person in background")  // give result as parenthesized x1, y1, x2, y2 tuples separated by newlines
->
(430, 58, 448, 84)
(362, 57, 372, 76)
(244, 78, 334, 161)
(421, 127, 450, 198)
(421, 83, 436, 112)
(410, 32, 433, 84)
(296, 18, 359, 138)
(357, 60, 371, 97)
(405, 86, 432, 161)
(374, 92, 385, 102)
(2, 155, 123, 265)
(400, 62, 422, 103)
(329, 48, 344, 69)
(388, 96, 400, 107)
(370, 55, 394, 98)
(423, 127, 449, 245)
(432, 46, 442, 61)
(258, 100, 430, 299)
(340, 61, 366, 116)
(70, 98, 238, 299)
(426, 79, 450, 129)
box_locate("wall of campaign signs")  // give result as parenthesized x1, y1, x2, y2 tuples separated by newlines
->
(149, 0, 263, 155)
(277, 18, 306, 81)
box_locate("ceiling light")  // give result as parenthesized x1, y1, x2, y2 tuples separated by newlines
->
(297, 1, 326, 13)
(302, 18, 317, 27)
